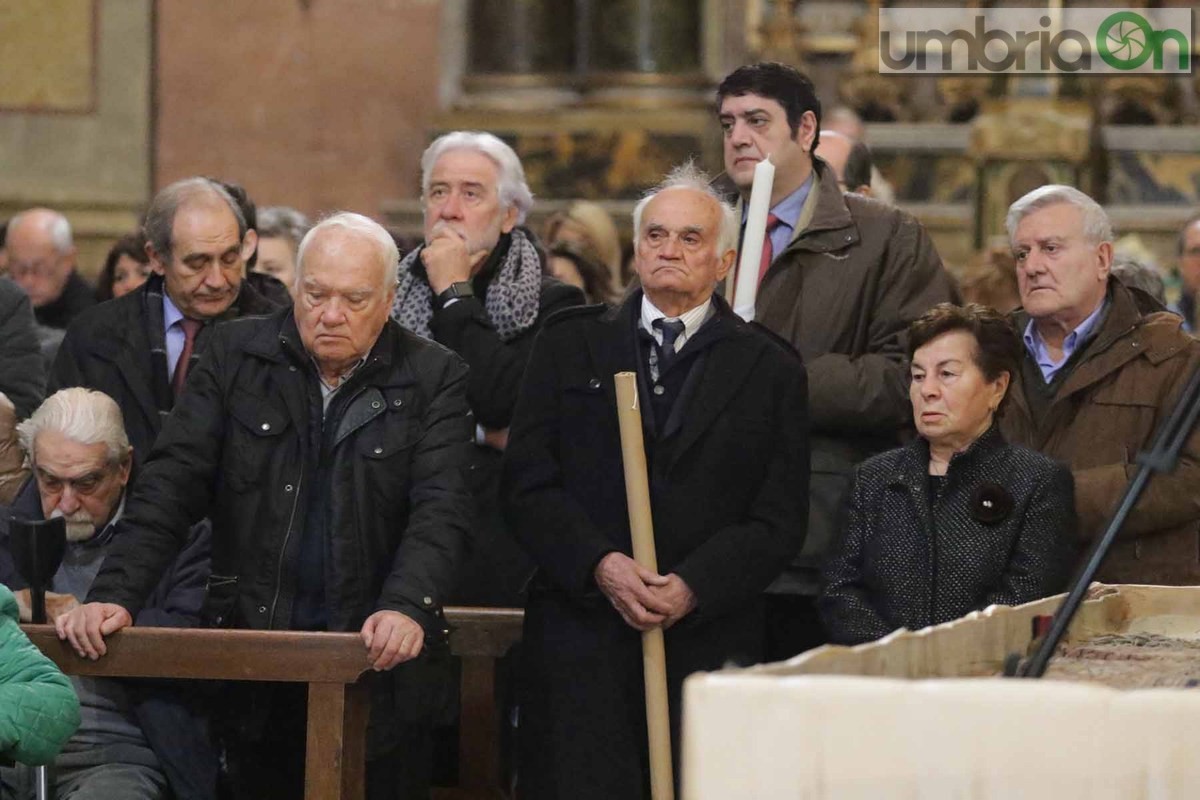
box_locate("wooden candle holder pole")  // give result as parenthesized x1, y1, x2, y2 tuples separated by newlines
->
(614, 371, 675, 800)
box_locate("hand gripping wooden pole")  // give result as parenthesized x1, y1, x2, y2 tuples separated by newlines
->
(614, 372, 675, 800)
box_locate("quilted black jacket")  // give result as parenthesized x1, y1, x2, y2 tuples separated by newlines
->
(819, 426, 1075, 645)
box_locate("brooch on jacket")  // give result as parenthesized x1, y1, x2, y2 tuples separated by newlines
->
(971, 482, 1013, 525)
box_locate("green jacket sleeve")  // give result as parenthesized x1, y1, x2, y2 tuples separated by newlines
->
(0, 585, 80, 765)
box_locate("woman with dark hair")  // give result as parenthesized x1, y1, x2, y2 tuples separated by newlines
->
(820, 303, 1075, 645)
(95, 232, 151, 301)
(546, 240, 618, 305)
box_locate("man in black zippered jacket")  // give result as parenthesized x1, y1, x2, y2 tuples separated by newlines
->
(56, 213, 474, 800)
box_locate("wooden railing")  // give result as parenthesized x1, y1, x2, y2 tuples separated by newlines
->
(23, 606, 524, 800)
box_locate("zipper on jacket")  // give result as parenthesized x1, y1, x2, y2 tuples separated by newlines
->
(268, 472, 304, 629)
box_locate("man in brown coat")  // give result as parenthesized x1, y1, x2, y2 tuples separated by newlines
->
(1001, 184, 1200, 584)
(716, 62, 957, 657)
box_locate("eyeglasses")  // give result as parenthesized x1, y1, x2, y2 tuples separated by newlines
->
(35, 465, 117, 496)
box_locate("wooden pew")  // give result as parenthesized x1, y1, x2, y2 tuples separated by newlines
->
(440, 607, 524, 800)
(24, 606, 524, 800)
(23, 625, 370, 800)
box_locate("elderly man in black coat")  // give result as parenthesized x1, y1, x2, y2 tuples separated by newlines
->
(50, 177, 279, 467)
(502, 164, 810, 799)
(56, 213, 474, 800)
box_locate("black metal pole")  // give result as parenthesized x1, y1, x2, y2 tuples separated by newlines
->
(30, 539, 47, 625)
(1018, 359, 1200, 678)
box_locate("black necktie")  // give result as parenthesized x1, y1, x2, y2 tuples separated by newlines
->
(653, 318, 686, 375)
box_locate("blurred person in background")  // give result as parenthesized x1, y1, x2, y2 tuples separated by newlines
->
(959, 246, 1021, 314)
(96, 232, 153, 302)
(1173, 211, 1200, 331)
(6, 209, 95, 330)
(547, 239, 618, 304)
(253, 205, 311, 295)
(1112, 255, 1168, 308)
(542, 199, 628, 292)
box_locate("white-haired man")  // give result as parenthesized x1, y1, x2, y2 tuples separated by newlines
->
(0, 387, 212, 800)
(6, 208, 96, 330)
(392, 130, 584, 606)
(1001, 185, 1200, 585)
(50, 177, 280, 468)
(57, 213, 474, 800)
(502, 165, 809, 798)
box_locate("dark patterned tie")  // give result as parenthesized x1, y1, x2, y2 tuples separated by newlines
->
(653, 318, 686, 375)
(172, 318, 203, 397)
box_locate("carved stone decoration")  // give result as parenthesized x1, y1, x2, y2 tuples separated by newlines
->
(746, 0, 807, 66)
(1096, 76, 1175, 126)
(970, 97, 1093, 246)
(837, 0, 911, 121)
(936, 77, 989, 124)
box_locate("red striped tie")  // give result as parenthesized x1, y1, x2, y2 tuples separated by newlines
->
(172, 318, 203, 397)
(757, 213, 783, 286)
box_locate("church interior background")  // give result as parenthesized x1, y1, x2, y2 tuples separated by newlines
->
(0, 0, 1196, 292)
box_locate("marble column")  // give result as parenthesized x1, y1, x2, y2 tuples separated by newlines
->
(583, 0, 707, 107)
(463, 0, 580, 109)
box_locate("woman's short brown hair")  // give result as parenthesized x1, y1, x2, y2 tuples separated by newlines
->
(907, 302, 1020, 383)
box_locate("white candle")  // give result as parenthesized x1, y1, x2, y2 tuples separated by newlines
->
(732, 155, 775, 322)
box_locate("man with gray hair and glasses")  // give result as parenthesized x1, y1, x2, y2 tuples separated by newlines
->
(0, 387, 212, 800)
(1000, 184, 1200, 586)
(49, 177, 280, 467)
(6, 208, 95, 331)
(57, 212, 474, 800)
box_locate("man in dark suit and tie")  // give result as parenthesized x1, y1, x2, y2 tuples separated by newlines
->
(502, 163, 810, 799)
(49, 177, 279, 465)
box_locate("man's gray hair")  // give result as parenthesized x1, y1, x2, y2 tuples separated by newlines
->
(295, 212, 399, 290)
(8, 209, 73, 253)
(1111, 256, 1167, 306)
(16, 388, 130, 466)
(258, 206, 311, 248)
(632, 162, 738, 256)
(1005, 184, 1113, 245)
(143, 177, 247, 262)
(420, 131, 534, 224)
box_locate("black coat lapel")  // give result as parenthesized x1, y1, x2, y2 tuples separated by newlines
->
(585, 299, 640, 421)
(663, 307, 758, 474)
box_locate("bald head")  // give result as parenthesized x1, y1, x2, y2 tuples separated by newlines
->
(817, 132, 855, 185)
(7, 208, 77, 308)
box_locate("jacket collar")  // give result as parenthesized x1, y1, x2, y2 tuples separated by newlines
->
(1012, 280, 1187, 409)
(888, 423, 1007, 492)
(592, 290, 760, 473)
(246, 308, 400, 375)
(728, 157, 860, 257)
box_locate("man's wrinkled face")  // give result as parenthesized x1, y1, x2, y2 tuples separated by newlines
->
(154, 198, 255, 320)
(718, 93, 814, 195)
(1013, 203, 1111, 324)
(7, 226, 73, 309)
(422, 149, 517, 263)
(33, 430, 130, 542)
(295, 229, 395, 375)
(634, 188, 734, 311)
(1180, 219, 1200, 293)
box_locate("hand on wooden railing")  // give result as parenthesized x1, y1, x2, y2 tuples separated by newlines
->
(54, 602, 132, 660)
